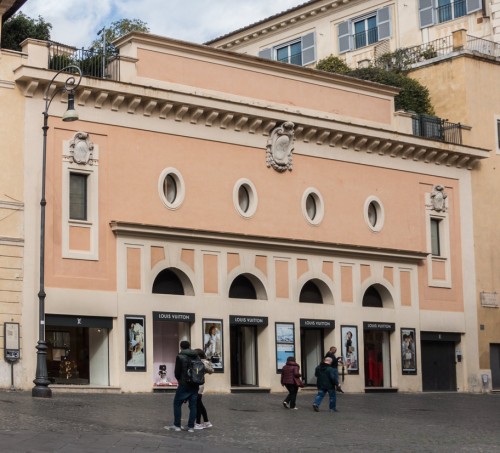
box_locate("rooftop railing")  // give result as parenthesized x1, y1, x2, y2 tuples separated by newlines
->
(48, 42, 120, 81)
(412, 114, 463, 145)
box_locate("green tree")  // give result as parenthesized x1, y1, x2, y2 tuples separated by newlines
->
(316, 55, 350, 75)
(90, 18, 150, 53)
(1, 12, 52, 52)
(316, 56, 434, 115)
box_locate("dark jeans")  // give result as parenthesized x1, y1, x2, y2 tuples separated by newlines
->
(196, 393, 208, 424)
(284, 384, 299, 408)
(313, 388, 336, 410)
(173, 384, 198, 428)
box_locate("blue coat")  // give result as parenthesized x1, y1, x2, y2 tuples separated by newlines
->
(315, 362, 338, 389)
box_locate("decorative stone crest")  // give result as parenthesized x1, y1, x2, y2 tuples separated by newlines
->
(430, 185, 447, 212)
(69, 132, 94, 165)
(266, 122, 294, 172)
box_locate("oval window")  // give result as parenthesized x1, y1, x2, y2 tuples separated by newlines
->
(233, 179, 258, 218)
(364, 197, 384, 232)
(158, 168, 185, 210)
(302, 188, 324, 225)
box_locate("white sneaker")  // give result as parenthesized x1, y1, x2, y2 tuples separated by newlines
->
(164, 425, 181, 432)
(194, 423, 205, 430)
(181, 426, 195, 433)
(291, 407, 299, 410)
(203, 421, 213, 428)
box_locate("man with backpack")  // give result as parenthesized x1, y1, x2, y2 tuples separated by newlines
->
(165, 340, 205, 433)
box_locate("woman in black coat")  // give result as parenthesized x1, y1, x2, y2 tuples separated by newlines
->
(280, 356, 302, 409)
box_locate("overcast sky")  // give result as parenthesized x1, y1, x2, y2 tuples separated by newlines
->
(19, 0, 305, 48)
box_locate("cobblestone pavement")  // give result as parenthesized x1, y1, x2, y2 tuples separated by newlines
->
(0, 389, 499, 452)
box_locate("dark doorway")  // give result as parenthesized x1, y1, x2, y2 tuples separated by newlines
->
(230, 325, 258, 386)
(421, 341, 457, 391)
(300, 328, 324, 385)
(490, 344, 500, 389)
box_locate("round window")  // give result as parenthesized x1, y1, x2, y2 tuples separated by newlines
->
(158, 168, 185, 210)
(364, 197, 384, 232)
(233, 179, 258, 218)
(302, 188, 324, 225)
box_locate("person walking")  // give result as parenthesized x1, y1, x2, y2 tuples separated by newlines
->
(312, 356, 339, 413)
(280, 356, 302, 410)
(325, 346, 344, 393)
(193, 348, 214, 430)
(165, 340, 201, 433)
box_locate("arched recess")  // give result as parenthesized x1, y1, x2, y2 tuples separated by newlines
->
(152, 267, 195, 296)
(228, 273, 268, 300)
(297, 275, 334, 305)
(361, 283, 394, 309)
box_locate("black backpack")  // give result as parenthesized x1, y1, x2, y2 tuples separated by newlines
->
(185, 357, 205, 385)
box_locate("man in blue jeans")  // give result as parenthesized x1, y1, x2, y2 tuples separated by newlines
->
(312, 356, 339, 412)
(165, 340, 200, 432)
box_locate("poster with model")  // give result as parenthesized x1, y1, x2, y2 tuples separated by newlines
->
(203, 319, 223, 372)
(125, 315, 146, 371)
(275, 323, 295, 371)
(341, 325, 358, 374)
(401, 328, 417, 374)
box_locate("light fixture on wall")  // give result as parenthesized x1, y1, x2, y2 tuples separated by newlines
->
(32, 66, 82, 398)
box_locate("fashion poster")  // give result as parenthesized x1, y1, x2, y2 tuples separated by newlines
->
(203, 319, 223, 372)
(125, 315, 146, 371)
(401, 328, 417, 374)
(275, 323, 295, 371)
(341, 325, 359, 374)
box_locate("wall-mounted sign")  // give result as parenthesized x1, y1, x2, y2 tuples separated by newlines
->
(363, 322, 395, 332)
(153, 311, 195, 323)
(480, 292, 499, 308)
(4, 322, 20, 361)
(229, 315, 268, 326)
(300, 319, 335, 329)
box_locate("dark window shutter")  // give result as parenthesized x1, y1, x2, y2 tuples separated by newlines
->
(301, 32, 316, 65)
(377, 6, 391, 40)
(258, 48, 272, 60)
(419, 0, 435, 28)
(466, 0, 482, 13)
(338, 20, 352, 53)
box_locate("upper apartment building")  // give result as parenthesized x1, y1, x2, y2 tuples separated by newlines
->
(208, 1, 500, 392)
(207, 0, 498, 69)
(0, 0, 28, 389)
(6, 27, 489, 395)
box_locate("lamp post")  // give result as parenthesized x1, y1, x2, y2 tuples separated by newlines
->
(32, 66, 82, 398)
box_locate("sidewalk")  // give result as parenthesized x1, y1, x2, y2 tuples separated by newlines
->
(0, 389, 499, 452)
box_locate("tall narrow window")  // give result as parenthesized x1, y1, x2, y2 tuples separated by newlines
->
(430, 218, 441, 256)
(354, 15, 378, 49)
(69, 173, 88, 220)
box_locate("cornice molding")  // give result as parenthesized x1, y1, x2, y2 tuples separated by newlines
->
(15, 66, 489, 170)
(110, 221, 428, 262)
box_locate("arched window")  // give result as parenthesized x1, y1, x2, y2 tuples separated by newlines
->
(152, 269, 184, 295)
(229, 275, 257, 299)
(362, 286, 383, 307)
(299, 280, 323, 304)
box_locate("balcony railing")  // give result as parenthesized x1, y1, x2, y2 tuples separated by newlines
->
(466, 35, 500, 58)
(354, 27, 378, 49)
(48, 42, 120, 81)
(412, 114, 463, 145)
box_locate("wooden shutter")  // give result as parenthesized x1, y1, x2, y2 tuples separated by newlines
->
(377, 6, 391, 40)
(258, 48, 272, 60)
(301, 32, 316, 65)
(338, 20, 352, 53)
(466, 0, 482, 14)
(419, 0, 435, 28)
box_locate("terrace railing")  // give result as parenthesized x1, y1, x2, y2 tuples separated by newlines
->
(412, 114, 463, 145)
(48, 42, 120, 81)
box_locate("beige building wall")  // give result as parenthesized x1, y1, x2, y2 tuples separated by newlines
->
(0, 47, 25, 385)
(411, 55, 500, 375)
(11, 33, 488, 394)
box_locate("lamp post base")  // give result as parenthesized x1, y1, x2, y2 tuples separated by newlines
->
(32, 340, 52, 398)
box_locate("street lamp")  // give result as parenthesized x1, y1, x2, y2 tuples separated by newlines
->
(32, 65, 82, 398)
